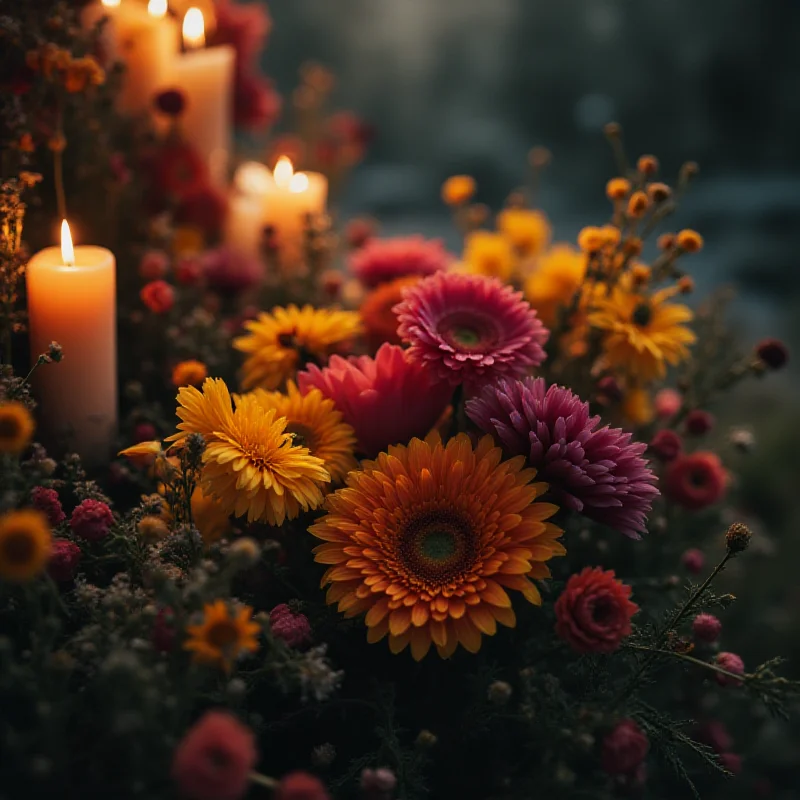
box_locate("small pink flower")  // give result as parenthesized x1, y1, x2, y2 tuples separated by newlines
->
(345, 218, 375, 249)
(602, 719, 649, 776)
(664, 452, 727, 510)
(48, 539, 81, 582)
(648, 429, 682, 462)
(715, 652, 745, 687)
(269, 604, 311, 649)
(350, 235, 451, 288)
(141, 280, 176, 314)
(685, 409, 714, 436)
(138, 250, 170, 281)
(31, 486, 65, 526)
(681, 548, 705, 574)
(654, 388, 682, 418)
(171, 710, 256, 800)
(692, 613, 722, 644)
(70, 499, 114, 542)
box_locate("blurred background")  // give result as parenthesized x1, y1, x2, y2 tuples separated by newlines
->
(262, 0, 800, 684)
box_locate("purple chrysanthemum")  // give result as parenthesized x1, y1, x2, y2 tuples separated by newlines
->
(395, 272, 549, 388)
(350, 236, 452, 288)
(466, 377, 659, 538)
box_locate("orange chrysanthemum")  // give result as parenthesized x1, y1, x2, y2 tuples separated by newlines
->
(359, 275, 420, 348)
(184, 600, 260, 672)
(310, 433, 564, 660)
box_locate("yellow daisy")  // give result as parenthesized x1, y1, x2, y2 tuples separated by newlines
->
(167, 378, 330, 525)
(184, 600, 260, 672)
(462, 230, 515, 282)
(233, 304, 363, 391)
(0, 402, 35, 455)
(245, 381, 358, 484)
(524, 244, 587, 327)
(497, 208, 551, 258)
(588, 287, 696, 381)
(0, 510, 52, 583)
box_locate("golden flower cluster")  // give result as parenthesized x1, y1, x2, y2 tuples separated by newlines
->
(26, 44, 105, 93)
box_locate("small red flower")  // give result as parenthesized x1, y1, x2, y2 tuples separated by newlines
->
(654, 388, 681, 419)
(345, 218, 375, 249)
(681, 548, 705, 574)
(145, 140, 208, 210)
(664, 451, 727, 510)
(648, 429, 682, 462)
(134, 422, 158, 443)
(756, 338, 788, 370)
(269, 604, 311, 648)
(685, 409, 714, 436)
(555, 567, 638, 654)
(175, 185, 229, 238)
(275, 772, 330, 800)
(31, 486, 65, 526)
(154, 88, 186, 117)
(141, 280, 176, 314)
(153, 607, 176, 653)
(692, 613, 722, 644)
(715, 651, 745, 687)
(48, 539, 81, 582)
(171, 711, 256, 800)
(602, 719, 649, 776)
(70, 499, 113, 542)
(139, 250, 170, 281)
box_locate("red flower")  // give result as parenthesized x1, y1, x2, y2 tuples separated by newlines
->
(70, 499, 114, 542)
(154, 88, 186, 117)
(692, 613, 722, 644)
(31, 486, 65, 526)
(48, 539, 81, 582)
(269, 604, 311, 648)
(756, 338, 788, 370)
(685, 409, 714, 436)
(345, 218, 375, 249)
(681, 548, 705, 574)
(175, 185, 229, 238)
(145, 140, 208, 210)
(234, 71, 282, 130)
(141, 280, 176, 314)
(602, 719, 649, 776)
(664, 451, 726, 510)
(139, 250, 170, 281)
(648, 429, 682, 462)
(715, 651, 745, 687)
(654, 388, 681, 419)
(172, 710, 256, 800)
(275, 772, 330, 800)
(555, 567, 638, 654)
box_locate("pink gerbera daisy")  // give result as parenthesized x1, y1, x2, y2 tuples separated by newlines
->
(297, 343, 451, 457)
(395, 272, 549, 389)
(466, 377, 659, 538)
(349, 236, 452, 288)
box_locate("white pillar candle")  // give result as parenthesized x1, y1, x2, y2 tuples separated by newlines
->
(224, 161, 273, 259)
(82, 0, 179, 116)
(262, 157, 328, 266)
(26, 221, 117, 467)
(170, 8, 234, 188)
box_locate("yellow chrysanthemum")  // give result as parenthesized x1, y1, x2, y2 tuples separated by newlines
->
(245, 381, 358, 484)
(0, 510, 52, 583)
(497, 208, 551, 258)
(524, 245, 587, 327)
(172, 359, 208, 388)
(184, 600, 260, 672)
(588, 287, 696, 381)
(167, 378, 330, 525)
(233, 305, 363, 390)
(0, 402, 35, 455)
(310, 432, 564, 661)
(462, 231, 515, 282)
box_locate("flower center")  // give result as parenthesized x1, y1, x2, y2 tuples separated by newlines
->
(438, 311, 498, 352)
(206, 620, 239, 649)
(688, 469, 708, 488)
(1, 531, 35, 565)
(631, 302, 652, 327)
(420, 529, 457, 562)
(0, 416, 21, 440)
(285, 422, 317, 452)
(591, 596, 617, 626)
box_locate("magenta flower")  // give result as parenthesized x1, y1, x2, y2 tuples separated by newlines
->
(298, 343, 451, 457)
(466, 377, 659, 539)
(395, 272, 549, 389)
(201, 246, 264, 296)
(350, 236, 452, 288)
(233, 71, 282, 130)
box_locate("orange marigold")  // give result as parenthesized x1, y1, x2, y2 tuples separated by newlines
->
(172, 359, 208, 387)
(310, 432, 564, 660)
(441, 175, 476, 206)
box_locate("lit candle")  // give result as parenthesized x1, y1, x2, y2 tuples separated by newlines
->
(26, 221, 117, 467)
(262, 156, 328, 265)
(224, 162, 273, 260)
(83, 0, 179, 115)
(170, 8, 234, 187)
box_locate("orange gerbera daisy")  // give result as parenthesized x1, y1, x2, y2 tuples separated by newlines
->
(310, 433, 564, 660)
(588, 286, 696, 381)
(184, 600, 260, 672)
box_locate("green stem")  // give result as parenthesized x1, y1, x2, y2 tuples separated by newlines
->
(24, 354, 47, 384)
(625, 644, 747, 683)
(610, 551, 732, 710)
(249, 772, 278, 791)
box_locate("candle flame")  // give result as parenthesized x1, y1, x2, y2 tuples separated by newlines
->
(148, 0, 168, 18)
(183, 7, 205, 49)
(273, 156, 294, 189)
(234, 161, 272, 196)
(61, 219, 75, 267)
(101, 0, 120, 7)
(289, 173, 310, 193)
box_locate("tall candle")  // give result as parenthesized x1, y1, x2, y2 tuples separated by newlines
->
(262, 156, 328, 265)
(26, 221, 117, 467)
(170, 8, 234, 187)
(83, 0, 179, 115)
(224, 162, 273, 259)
